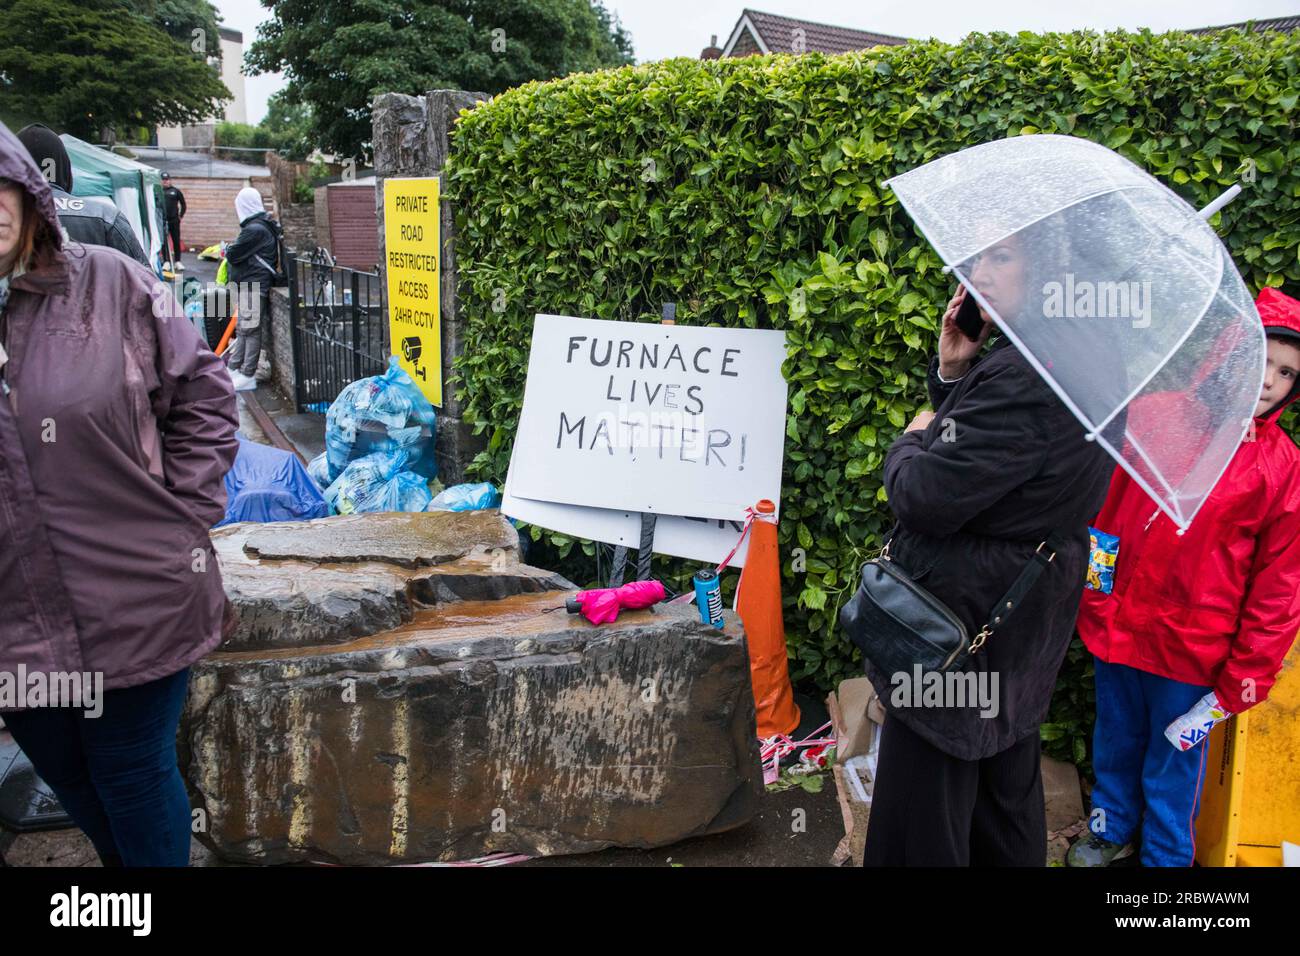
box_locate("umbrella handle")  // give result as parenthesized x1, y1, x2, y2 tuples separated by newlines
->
(1197, 184, 1242, 221)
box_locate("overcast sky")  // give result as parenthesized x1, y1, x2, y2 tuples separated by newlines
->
(217, 0, 1297, 124)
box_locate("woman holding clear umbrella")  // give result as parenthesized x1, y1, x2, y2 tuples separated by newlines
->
(861, 225, 1115, 866)
(858, 134, 1268, 866)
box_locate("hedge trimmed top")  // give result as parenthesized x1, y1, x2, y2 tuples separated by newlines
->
(445, 29, 1300, 695)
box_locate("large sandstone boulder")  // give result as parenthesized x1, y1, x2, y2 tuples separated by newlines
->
(182, 510, 762, 865)
(215, 511, 570, 651)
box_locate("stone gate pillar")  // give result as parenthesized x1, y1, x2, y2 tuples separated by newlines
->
(373, 89, 488, 486)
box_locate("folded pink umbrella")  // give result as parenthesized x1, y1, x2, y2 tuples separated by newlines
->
(565, 580, 666, 624)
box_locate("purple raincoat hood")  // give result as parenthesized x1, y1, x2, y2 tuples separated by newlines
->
(0, 119, 62, 251)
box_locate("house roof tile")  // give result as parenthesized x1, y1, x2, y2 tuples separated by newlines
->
(737, 8, 909, 54)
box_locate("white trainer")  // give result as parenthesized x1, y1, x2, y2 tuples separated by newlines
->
(229, 370, 258, 391)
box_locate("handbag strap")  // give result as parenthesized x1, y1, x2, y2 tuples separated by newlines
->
(970, 529, 1070, 653)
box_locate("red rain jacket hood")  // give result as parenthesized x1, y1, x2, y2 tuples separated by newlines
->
(1256, 287, 1300, 419)
(0, 121, 239, 703)
(1077, 289, 1300, 712)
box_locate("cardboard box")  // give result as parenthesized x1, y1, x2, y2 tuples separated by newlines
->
(827, 677, 885, 866)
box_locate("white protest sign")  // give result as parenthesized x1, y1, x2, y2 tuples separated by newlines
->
(502, 447, 763, 567)
(508, 314, 788, 520)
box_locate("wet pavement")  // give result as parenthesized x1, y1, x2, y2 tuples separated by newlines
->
(166, 249, 219, 289)
(2, 782, 843, 868)
(526, 780, 843, 867)
(247, 385, 326, 462)
(237, 395, 269, 444)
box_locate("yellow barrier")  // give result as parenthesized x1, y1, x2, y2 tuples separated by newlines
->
(1195, 633, 1300, 866)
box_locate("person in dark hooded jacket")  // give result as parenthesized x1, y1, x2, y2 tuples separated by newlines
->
(861, 225, 1115, 867)
(15, 124, 149, 267)
(0, 119, 238, 867)
(222, 186, 278, 389)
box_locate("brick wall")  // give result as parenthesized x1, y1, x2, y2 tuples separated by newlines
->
(313, 186, 331, 254)
(265, 152, 297, 210)
(278, 204, 317, 255)
(268, 287, 296, 401)
(171, 177, 276, 250)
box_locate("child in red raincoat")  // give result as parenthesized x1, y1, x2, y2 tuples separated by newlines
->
(1069, 287, 1300, 868)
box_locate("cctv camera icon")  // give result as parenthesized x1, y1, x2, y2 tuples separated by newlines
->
(401, 336, 427, 380)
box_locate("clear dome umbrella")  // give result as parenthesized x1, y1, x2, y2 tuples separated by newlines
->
(885, 134, 1265, 530)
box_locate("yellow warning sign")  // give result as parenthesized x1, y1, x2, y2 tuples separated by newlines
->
(384, 176, 442, 406)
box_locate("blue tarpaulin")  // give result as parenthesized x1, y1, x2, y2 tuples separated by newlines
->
(217, 435, 331, 527)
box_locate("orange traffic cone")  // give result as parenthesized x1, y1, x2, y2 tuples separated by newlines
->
(735, 499, 801, 738)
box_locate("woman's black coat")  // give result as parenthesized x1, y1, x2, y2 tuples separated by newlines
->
(863, 336, 1114, 760)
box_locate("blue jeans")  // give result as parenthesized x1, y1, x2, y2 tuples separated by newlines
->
(1089, 657, 1212, 867)
(4, 668, 192, 867)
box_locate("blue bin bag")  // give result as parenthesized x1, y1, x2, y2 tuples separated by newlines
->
(427, 482, 502, 512)
(184, 296, 207, 341)
(217, 435, 331, 527)
(306, 452, 331, 491)
(324, 450, 432, 515)
(324, 357, 437, 484)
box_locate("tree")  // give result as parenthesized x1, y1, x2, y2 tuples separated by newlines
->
(260, 89, 314, 159)
(214, 92, 314, 161)
(142, 0, 224, 61)
(0, 0, 231, 139)
(247, 0, 634, 161)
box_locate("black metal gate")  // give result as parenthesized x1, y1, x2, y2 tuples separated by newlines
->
(288, 251, 389, 412)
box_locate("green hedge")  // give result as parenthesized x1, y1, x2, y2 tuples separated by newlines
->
(445, 29, 1300, 765)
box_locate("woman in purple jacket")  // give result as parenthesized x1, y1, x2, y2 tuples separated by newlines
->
(0, 121, 239, 866)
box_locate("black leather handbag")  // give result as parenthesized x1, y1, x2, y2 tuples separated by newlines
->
(839, 530, 1066, 676)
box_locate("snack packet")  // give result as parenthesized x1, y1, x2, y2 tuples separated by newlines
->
(1085, 526, 1119, 594)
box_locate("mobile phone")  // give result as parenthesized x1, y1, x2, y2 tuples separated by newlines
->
(954, 287, 986, 342)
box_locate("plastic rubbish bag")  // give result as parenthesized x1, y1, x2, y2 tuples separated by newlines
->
(217, 435, 331, 527)
(324, 357, 437, 485)
(307, 451, 331, 491)
(179, 276, 207, 341)
(184, 295, 206, 340)
(324, 450, 432, 515)
(426, 482, 502, 513)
